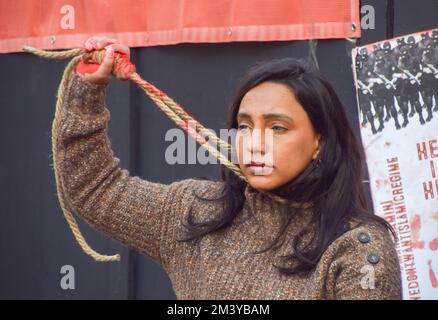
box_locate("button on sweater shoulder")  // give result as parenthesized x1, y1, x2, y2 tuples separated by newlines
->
(54, 69, 403, 300)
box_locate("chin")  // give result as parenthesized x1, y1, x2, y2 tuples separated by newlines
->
(247, 177, 279, 192)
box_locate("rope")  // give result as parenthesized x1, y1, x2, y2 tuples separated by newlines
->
(23, 45, 298, 262)
(50, 55, 120, 262)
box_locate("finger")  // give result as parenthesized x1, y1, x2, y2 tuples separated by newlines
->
(85, 36, 119, 51)
(84, 41, 92, 51)
(97, 47, 115, 76)
(95, 37, 119, 50)
(86, 36, 110, 50)
(105, 43, 130, 60)
(85, 36, 110, 50)
(101, 38, 119, 47)
(84, 37, 98, 51)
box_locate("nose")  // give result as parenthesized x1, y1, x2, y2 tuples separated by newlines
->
(249, 128, 266, 155)
(239, 127, 274, 167)
(240, 128, 267, 162)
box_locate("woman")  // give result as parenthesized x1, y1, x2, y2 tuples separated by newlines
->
(55, 36, 402, 299)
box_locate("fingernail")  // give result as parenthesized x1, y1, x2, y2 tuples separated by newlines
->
(106, 49, 114, 57)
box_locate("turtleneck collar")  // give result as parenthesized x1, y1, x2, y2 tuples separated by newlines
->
(241, 183, 316, 257)
(243, 183, 278, 215)
(242, 183, 314, 229)
(243, 183, 313, 213)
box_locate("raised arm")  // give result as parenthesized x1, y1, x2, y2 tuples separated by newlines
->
(55, 64, 164, 261)
(53, 36, 226, 270)
(53, 62, 206, 266)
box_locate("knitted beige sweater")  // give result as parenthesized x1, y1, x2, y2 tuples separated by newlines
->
(54, 68, 403, 300)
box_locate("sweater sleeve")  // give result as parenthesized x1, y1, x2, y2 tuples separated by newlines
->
(53, 67, 204, 265)
(327, 221, 403, 300)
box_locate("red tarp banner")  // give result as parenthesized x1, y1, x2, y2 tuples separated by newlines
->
(0, 0, 361, 54)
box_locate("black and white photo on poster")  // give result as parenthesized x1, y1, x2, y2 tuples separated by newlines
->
(355, 29, 437, 134)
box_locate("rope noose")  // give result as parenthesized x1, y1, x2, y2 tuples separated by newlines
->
(22, 45, 293, 262)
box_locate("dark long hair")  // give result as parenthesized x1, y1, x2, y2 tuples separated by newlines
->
(178, 57, 395, 275)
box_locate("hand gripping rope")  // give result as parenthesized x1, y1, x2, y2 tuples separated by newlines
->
(22, 45, 298, 262)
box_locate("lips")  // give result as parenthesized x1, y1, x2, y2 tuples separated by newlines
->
(245, 161, 274, 175)
(247, 161, 266, 167)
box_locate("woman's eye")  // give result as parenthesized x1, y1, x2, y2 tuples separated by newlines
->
(272, 125, 287, 132)
(238, 124, 250, 131)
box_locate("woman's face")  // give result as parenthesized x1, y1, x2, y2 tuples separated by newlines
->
(236, 81, 321, 191)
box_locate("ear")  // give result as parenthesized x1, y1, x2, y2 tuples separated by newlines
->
(312, 134, 322, 160)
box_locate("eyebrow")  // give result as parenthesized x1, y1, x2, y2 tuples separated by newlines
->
(237, 112, 293, 123)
